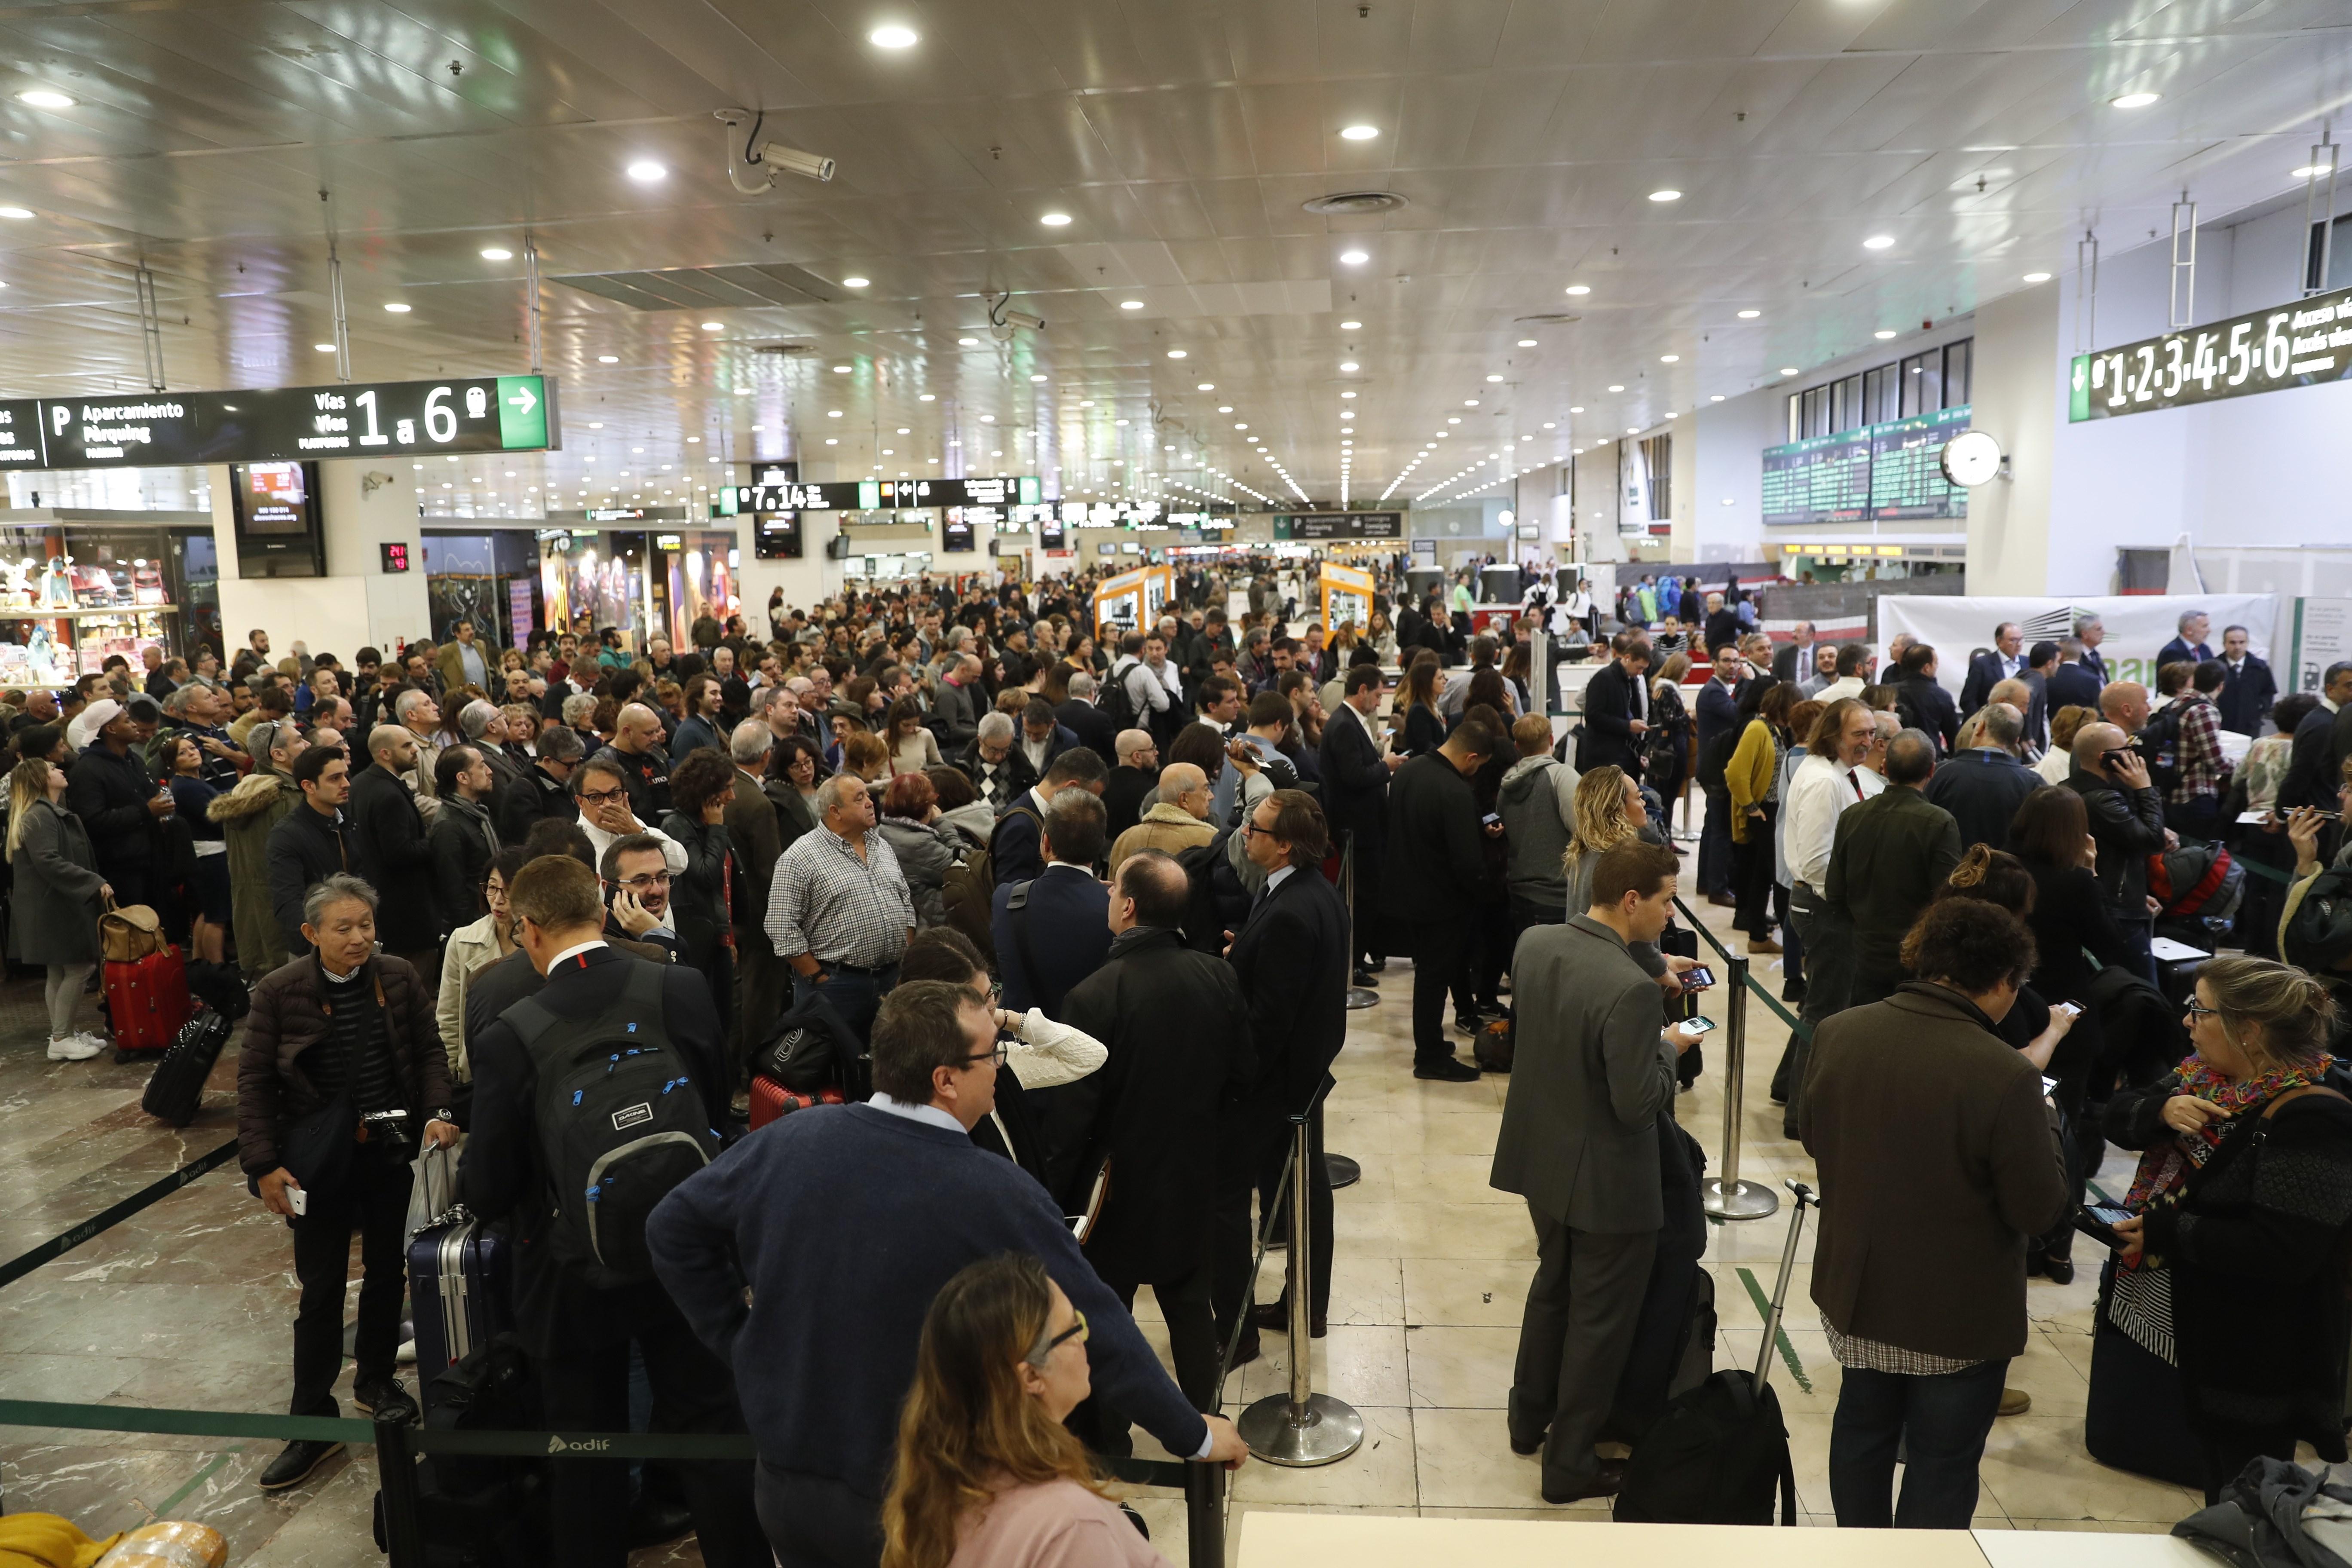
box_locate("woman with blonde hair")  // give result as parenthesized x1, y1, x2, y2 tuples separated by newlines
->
(882, 1253, 1166, 1568)
(1560, 764, 1676, 980)
(2099, 957, 2352, 1499)
(5, 756, 110, 1059)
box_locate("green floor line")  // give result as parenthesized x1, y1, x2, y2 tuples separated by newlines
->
(1734, 1266, 1813, 1394)
(148, 1445, 244, 1519)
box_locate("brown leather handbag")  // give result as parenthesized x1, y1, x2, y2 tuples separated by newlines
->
(99, 904, 169, 963)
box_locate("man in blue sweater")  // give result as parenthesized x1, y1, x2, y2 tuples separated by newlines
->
(648, 979, 1246, 1567)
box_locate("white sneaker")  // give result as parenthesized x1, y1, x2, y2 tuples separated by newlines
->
(46, 1034, 102, 1061)
(396, 1338, 416, 1366)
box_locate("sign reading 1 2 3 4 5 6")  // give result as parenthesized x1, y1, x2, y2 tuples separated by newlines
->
(2070, 284, 2352, 421)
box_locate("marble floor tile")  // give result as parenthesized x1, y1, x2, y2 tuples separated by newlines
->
(1403, 1325, 1517, 1408)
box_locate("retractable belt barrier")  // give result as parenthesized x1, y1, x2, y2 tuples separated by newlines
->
(0, 1137, 239, 1292)
(1672, 898, 1788, 1222)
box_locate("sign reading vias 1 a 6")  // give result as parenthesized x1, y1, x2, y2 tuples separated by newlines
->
(2070, 284, 2352, 421)
(26, 375, 558, 468)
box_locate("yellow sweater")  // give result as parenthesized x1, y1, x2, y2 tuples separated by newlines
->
(1725, 719, 1778, 844)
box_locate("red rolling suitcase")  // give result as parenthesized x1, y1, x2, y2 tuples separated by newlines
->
(748, 1077, 843, 1130)
(106, 947, 192, 1056)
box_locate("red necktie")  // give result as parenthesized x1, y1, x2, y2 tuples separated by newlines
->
(1847, 769, 1865, 802)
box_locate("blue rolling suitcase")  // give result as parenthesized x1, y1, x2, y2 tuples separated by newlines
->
(408, 1147, 514, 1415)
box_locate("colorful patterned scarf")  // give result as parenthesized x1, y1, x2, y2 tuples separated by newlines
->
(2120, 1053, 2335, 1267)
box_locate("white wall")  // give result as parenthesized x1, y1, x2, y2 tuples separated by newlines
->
(1691, 393, 1777, 561)
(209, 460, 430, 657)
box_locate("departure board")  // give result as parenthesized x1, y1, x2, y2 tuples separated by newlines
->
(1762, 404, 1970, 526)
(1761, 430, 1872, 526)
(1868, 406, 1971, 520)
(2070, 282, 2352, 420)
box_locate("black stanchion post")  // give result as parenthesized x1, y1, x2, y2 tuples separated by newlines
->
(1183, 1461, 1223, 1568)
(1328, 832, 1366, 1191)
(1700, 953, 1777, 1221)
(375, 1412, 427, 1568)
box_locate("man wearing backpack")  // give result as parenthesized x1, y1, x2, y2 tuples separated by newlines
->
(459, 854, 766, 1568)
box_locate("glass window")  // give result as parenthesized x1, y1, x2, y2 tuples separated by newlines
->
(1862, 364, 1896, 426)
(1942, 339, 1972, 407)
(1787, 394, 1802, 444)
(1801, 386, 1828, 438)
(1832, 374, 1862, 432)
(1641, 435, 1672, 520)
(1900, 353, 1941, 418)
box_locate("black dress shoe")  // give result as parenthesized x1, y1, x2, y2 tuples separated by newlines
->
(2044, 1253, 2075, 1285)
(1415, 1057, 1481, 1083)
(625, 1498, 695, 1550)
(1353, 970, 1378, 987)
(258, 1438, 344, 1491)
(1250, 1299, 1328, 1337)
(1541, 1458, 1627, 1504)
(1229, 1335, 1261, 1367)
(1364, 959, 1388, 974)
(1508, 1427, 1545, 1457)
(1454, 1011, 1479, 1034)
(351, 1375, 418, 1426)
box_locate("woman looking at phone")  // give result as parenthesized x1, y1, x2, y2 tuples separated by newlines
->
(2100, 958, 2352, 1501)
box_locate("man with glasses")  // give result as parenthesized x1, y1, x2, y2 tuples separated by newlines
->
(572, 755, 688, 876)
(960, 710, 1034, 812)
(598, 834, 683, 961)
(765, 773, 915, 1042)
(649, 978, 1245, 1568)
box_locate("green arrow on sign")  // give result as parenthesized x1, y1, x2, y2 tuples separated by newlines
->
(496, 376, 549, 450)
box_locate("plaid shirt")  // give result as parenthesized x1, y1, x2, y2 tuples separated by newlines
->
(2171, 691, 2230, 803)
(763, 825, 915, 968)
(1822, 1314, 1987, 1376)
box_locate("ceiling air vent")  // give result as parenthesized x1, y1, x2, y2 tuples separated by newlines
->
(756, 342, 818, 355)
(552, 263, 838, 311)
(1302, 191, 1408, 216)
(1514, 314, 1582, 326)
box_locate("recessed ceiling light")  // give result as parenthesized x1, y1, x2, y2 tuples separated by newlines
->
(825, 437, 839, 445)
(626, 159, 666, 183)
(1485, 373, 1504, 383)
(842, 276, 870, 289)
(870, 24, 919, 47)
(1167, 349, 1187, 359)
(1030, 373, 1047, 382)
(1339, 124, 1380, 141)
(1234, 423, 1248, 430)
(1464, 398, 1479, 406)
(1338, 250, 1369, 265)
(1115, 418, 1130, 426)
(1862, 234, 1895, 250)
(313, 342, 336, 352)
(1569, 405, 1583, 413)
(16, 90, 75, 109)
(2023, 271, 2053, 283)
(1541, 421, 1556, 429)
(1339, 319, 1362, 330)
(1736, 309, 1760, 319)
(1119, 299, 1145, 310)
(480, 246, 512, 260)
(2111, 91, 2159, 108)
(1874, 329, 1898, 339)
(383, 301, 411, 313)
(1779, 367, 1799, 377)
(1648, 189, 1682, 202)
(1039, 211, 1072, 227)
(979, 414, 995, 423)
(588, 422, 603, 429)
(1218, 404, 1234, 413)
(701, 321, 723, 331)
(1660, 354, 1679, 363)
(827, 409, 843, 418)
(1710, 394, 1724, 401)
(1627, 425, 1641, 434)
(919, 392, 937, 401)
(1565, 285, 1591, 296)
(1517, 338, 1538, 348)
(1607, 384, 1624, 392)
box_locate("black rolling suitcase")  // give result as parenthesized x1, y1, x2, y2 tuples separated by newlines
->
(139, 1007, 231, 1127)
(1614, 1182, 1812, 1525)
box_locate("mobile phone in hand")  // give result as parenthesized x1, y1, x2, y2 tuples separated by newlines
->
(1684, 965, 1715, 989)
(2073, 1202, 2130, 1247)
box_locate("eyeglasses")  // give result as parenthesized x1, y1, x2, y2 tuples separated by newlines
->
(614, 871, 671, 892)
(579, 786, 629, 806)
(1035, 1310, 1089, 1358)
(962, 1040, 1009, 1067)
(2186, 998, 2220, 1023)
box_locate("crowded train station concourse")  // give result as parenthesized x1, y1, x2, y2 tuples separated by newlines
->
(3, 3, 2352, 1565)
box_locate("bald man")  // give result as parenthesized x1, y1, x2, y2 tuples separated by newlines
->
(599, 700, 673, 819)
(2099, 681, 2150, 737)
(2062, 720, 2167, 982)
(1110, 762, 1216, 871)
(1102, 727, 1160, 841)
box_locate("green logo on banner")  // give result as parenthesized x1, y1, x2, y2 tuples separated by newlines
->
(496, 376, 549, 450)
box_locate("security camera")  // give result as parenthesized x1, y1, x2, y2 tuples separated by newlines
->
(715, 108, 836, 193)
(1000, 309, 1045, 332)
(359, 471, 396, 496)
(986, 295, 1046, 340)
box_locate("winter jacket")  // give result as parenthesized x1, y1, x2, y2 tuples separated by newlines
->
(428, 794, 499, 938)
(436, 912, 508, 1084)
(1108, 802, 1216, 873)
(211, 768, 302, 977)
(236, 950, 452, 1179)
(1725, 720, 1779, 845)
(1498, 753, 1578, 906)
(64, 741, 163, 881)
(877, 815, 965, 928)
(264, 803, 358, 959)
(8, 797, 105, 966)
(349, 761, 439, 952)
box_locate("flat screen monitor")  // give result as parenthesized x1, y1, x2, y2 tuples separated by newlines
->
(753, 511, 804, 559)
(825, 533, 851, 560)
(942, 510, 975, 553)
(230, 460, 326, 577)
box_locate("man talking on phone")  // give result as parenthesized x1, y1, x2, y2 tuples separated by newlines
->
(2061, 721, 2169, 984)
(1492, 840, 1708, 1503)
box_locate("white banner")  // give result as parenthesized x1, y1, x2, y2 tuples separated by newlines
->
(1874, 594, 2281, 698)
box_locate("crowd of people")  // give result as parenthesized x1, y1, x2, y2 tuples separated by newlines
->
(8, 566, 2349, 1557)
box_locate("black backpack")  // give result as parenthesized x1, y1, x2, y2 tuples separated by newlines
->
(755, 987, 868, 1098)
(505, 959, 719, 1288)
(1099, 657, 1141, 730)
(1697, 725, 1740, 793)
(2135, 701, 2187, 794)
(2286, 865, 2352, 975)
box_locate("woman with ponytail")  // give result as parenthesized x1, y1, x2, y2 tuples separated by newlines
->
(882, 1254, 1166, 1568)
(2098, 957, 2352, 1499)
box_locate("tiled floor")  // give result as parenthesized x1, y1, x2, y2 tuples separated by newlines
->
(0, 858, 2206, 1565)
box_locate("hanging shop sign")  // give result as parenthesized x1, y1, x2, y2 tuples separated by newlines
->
(2070, 282, 2352, 421)
(2, 377, 557, 469)
(1274, 511, 1403, 540)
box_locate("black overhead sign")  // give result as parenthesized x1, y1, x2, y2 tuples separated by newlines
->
(1278, 511, 1403, 539)
(729, 475, 1038, 512)
(0, 377, 558, 469)
(2070, 282, 2352, 420)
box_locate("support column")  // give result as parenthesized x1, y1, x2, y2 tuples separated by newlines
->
(1962, 284, 2060, 595)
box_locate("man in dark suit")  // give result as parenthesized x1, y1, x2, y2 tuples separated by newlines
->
(991, 747, 1106, 886)
(1381, 719, 1502, 1081)
(1217, 790, 1351, 1361)
(459, 855, 765, 1568)
(1577, 637, 1651, 774)
(1893, 643, 1960, 753)
(1825, 730, 1963, 1008)
(1319, 665, 1402, 981)
(2156, 610, 2214, 673)
(1702, 594, 1740, 661)
(1922, 704, 2043, 851)
(1016, 698, 1080, 782)
(349, 724, 441, 986)
(1771, 622, 1816, 686)
(463, 826, 677, 1047)
(2075, 615, 2112, 685)
(1100, 729, 1158, 842)
(2019, 641, 2056, 753)
(1492, 839, 1706, 1504)
(724, 721, 788, 1068)
(2282, 662, 2352, 810)
(2046, 638, 2104, 718)
(991, 791, 1113, 1015)
(1054, 851, 1250, 1451)
(1694, 646, 1744, 902)
(2215, 625, 2278, 736)
(1056, 672, 1120, 758)
(1957, 622, 2025, 718)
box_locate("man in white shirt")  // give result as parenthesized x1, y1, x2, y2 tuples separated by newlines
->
(1774, 698, 1883, 1124)
(1815, 643, 1874, 706)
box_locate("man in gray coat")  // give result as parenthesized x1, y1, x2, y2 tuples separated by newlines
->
(1491, 839, 1707, 1503)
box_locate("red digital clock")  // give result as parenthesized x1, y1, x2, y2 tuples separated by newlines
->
(380, 542, 411, 573)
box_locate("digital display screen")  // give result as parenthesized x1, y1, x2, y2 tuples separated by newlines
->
(14, 376, 557, 469)
(1761, 404, 1969, 527)
(942, 509, 975, 553)
(229, 459, 325, 577)
(380, 541, 412, 573)
(2072, 282, 2352, 420)
(1040, 521, 1067, 550)
(735, 476, 1035, 512)
(753, 512, 804, 559)
(241, 462, 311, 534)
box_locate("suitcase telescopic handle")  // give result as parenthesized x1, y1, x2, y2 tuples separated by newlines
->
(1751, 1181, 1817, 1392)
